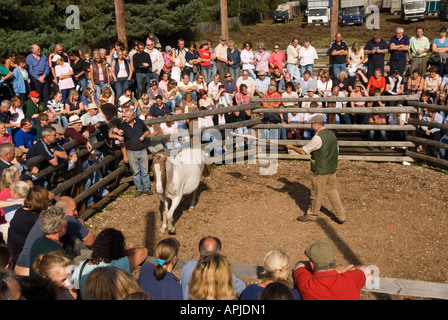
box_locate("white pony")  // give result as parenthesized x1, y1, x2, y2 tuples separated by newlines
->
(152, 148, 212, 234)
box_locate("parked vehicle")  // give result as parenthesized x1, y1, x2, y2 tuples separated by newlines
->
(401, 0, 426, 22)
(306, 0, 331, 26)
(340, 0, 366, 25)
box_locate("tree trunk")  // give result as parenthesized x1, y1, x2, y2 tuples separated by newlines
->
(220, 0, 228, 40)
(115, 0, 127, 49)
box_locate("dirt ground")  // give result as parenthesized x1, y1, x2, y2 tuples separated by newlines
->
(85, 159, 448, 300)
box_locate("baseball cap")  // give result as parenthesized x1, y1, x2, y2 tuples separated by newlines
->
(51, 124, 65, 135)
(309, 114, 324, 124)
(304, 242, 335, 265)
(51, 54, 62, 62)
(29, 91, 40, 98)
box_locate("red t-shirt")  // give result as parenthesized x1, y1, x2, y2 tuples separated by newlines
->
(269, 51, 286, 73)
(198, 49, 211, 67)
(294, 267, 366, 300)
(0, 188, 11, 225)
(368, 76, 386, 94)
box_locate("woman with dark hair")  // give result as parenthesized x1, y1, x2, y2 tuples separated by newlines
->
(7, 185, 50, 265)
(138, 237, 182, 300)
(184, 41, 201, 82)
(69, 49, 87, 94)
(71, 228, 148, 299)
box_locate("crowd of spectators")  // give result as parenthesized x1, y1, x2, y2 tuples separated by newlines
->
(0, 26, 447, 300)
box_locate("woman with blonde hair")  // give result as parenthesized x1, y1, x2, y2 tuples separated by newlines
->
(188, 254, 236, 300)
(0, 166, 21, 242)
(138, 237, 182, 300)
(84, 266, 142, 300)
(347, 41, 365, 77)
(240, 248, 301, 300)
(4, 180, 29, 228)
(33, 250, 76, 300)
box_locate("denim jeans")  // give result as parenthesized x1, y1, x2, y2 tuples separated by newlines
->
(300, 64, 314, 78)
(135, 73, 151, 99)
(77, 78, 87, 94)
(114, 77, 130, 105)
(201, 65, 213, 86)
(368, 130, 387, 141)
(94, 81, 108, 100)
(332, 63, 347, 78)
(82, 158, 108, 208)
(287, 64, 301, 82)
(439, 134, 448, 158)
(127, 149, 151, 191)
(245, 69, 257, 80)
(55, 115, 69, 128)
(229, 66, 241, 81)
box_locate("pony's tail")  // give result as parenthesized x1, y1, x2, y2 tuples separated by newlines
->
(202, 164, 213, 178)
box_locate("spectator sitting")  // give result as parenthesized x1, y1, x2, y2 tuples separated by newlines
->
(14, 196, 93, 277)
(297, 70, 317, 97)
(22, 91, 47, 122)
(28, 207, 68, 277)
(254, 71, 271, 98)
(368, 88, 387, 149)
(236, 70, 256, 94)
(293, 241, 369, 300)
(83, 266, 142, 300)
(138, 237, 182, 300)
(366, 67, 386, 96)
(0, 268, 23, 300)
(417, 108, 444, 156)
(406, 69, 424, 96)
(259, 281, 295, 300)
(13, 118, 37, 154)
(46, 91, 68, 128)
(240, 248, 301, 300)
(32, 250, 76, 300)
(333, 71, 349, 96)
(149, 95, 171, 118)
(188, 254, 236, 300)
(71, 228, 148, 300)
(180, 236, 246, 300)
(423, 66, 442, 98)
(4, 180, 29, 228)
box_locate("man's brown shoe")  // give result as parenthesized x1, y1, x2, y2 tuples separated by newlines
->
(297, 215, 316, 222)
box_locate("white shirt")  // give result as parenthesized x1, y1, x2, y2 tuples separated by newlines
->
(299, 46, 318, 66)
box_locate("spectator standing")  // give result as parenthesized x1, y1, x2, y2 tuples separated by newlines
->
(111, 49, 134, 105)
(364, 33, 389, 79)
(89, 53, 110, 100)
(299, 38, 319, 78)
(12, 55, 29, 102)
(227, 40, 241, 81)
(215, 35, 229, 82)
(240, 42, 256, 80)
(389, 27, 410, 76)
(330, 32, 349, 78)
(286, 115, 346, 224)
(431, 27, 448, 77)
(254, 43, 270, 77)
(118, 109, 152, 197)
(269, 44, 286, 75)
(132, 42, 152, 100)
(286, 37, 301, 82)
(347, 42, 365, 77)
(138, 237, 182, 300)
(145, 39, 164, 81)
(69, 50, 87, 95)
(53, 54, 75, 104)
(26, 44, 50, 103)
(409, 26, 430, 78)
(293, 241, 368, 300)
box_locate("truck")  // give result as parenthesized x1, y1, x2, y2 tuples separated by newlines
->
(306, 0, 331, 26)
(440, 0, 448, 19)
(401, 0, 426, 21)
(273, 2, 301, 23)
(426, 0, 440, 15)
(339, 0, 366, 25)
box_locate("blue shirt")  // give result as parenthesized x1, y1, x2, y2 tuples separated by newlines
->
(13, 129, 36, 149)
(389, 35, 410, 60)
(240, 283, 301, 300)
(138, 262, 183, 300)
(25, 53, 50, 80)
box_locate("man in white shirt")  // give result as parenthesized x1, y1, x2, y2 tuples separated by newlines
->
(145, 39, 164, 81)
(286, 37, 301, 82)
(236, 70, 256, 94)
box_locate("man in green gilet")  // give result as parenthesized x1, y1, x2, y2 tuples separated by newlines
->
(286, 115, 346, 224)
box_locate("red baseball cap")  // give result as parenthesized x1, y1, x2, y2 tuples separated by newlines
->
(29, 91, 40, 98)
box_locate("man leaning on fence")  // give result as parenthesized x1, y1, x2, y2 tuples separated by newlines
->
(286, 115, 346, 224)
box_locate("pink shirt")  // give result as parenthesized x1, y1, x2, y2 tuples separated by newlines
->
(55, 62, 75, 90)
(269, 51, 286, 74)
(0, 134, 12, 143)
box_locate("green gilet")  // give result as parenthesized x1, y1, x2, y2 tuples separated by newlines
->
(310, 128, 338, 175)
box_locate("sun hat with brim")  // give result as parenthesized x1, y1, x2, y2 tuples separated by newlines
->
(68, 115, 82, 126)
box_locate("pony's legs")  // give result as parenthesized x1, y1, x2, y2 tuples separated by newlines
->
(188, 189, 197, 211)
(166, 196, 182, 234)
(160, 198, 170, 233)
